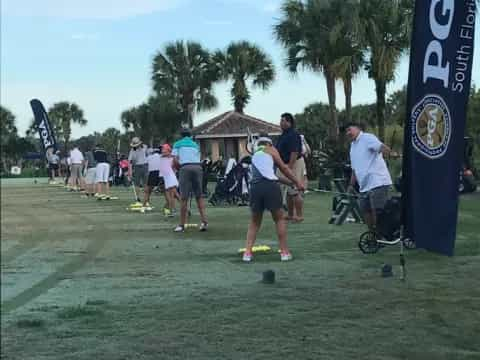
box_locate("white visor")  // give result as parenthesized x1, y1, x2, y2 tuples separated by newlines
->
(256, 137, 272, 145)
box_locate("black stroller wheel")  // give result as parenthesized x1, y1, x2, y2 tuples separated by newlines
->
(358, 231, 380, 254)
(402, 237, 416, 249)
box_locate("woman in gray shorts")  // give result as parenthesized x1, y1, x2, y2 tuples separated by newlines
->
(242, 137, 304, 263)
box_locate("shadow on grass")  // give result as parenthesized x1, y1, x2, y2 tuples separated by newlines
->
(16, 318, 45, 328)
(57, 305, 104, 319)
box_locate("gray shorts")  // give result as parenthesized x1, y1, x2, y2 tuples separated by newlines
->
(359, 186, 390, 212)
(179, 164, 202, 200)
(70, 164, 83, 179)
(133, 164, 147, 187)
(85, 167, 96, 185)
(250, 179, 283, 214)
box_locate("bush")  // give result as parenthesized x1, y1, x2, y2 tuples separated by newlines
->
(0, 167, 48, 178)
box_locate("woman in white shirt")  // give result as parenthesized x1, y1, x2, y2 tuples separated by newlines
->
(143, 148, 162, 208)
(159, 144, 179, 216)
(242, 137, 304, 263)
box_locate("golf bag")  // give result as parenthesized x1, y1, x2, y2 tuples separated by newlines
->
(375, 196, 402, 242)
(209, 156, 251, 206)
(201, 159, 212, 197)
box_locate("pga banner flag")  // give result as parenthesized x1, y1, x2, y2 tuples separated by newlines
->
(30, 99, 58, 153)
(402, 1, 476, 256)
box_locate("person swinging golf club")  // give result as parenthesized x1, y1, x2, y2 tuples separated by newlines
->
(127, 137, 148, 202)
(172, 128, 208, 232)
(242, 135, 304, 262)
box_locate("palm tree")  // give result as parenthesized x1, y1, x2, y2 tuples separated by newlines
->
(330, 0, 365, 125)
(1, 106, 17, 145)
(120, 104, 154, 145)
(101, 127, 121, 155)
(47, 102, 87, 152)
(147, 96, 184, 142)
(121, 96, 183, 145)
(152, 40, 218, 128)
(212, 41, 275, 113)
(274, 0, 344, 139)
(360, 0, 413, 141)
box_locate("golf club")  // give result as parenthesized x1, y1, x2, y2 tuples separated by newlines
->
(130, 179, 140, 203)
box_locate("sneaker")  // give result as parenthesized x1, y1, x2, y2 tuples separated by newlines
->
(199, 222, 208, 232)
(242, 251, 253, 262)
(163, 208, 171, 216)
(280, 252, 293, 262)
(173, 225, 185, 232)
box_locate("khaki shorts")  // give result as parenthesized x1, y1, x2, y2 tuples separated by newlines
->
(70, 164, 83, 179)
(276, 157, 305, 196)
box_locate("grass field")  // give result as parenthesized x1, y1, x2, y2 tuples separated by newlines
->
(1, 178, 480, 360)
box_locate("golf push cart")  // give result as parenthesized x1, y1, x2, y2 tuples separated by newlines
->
(358, 195, 416, 254)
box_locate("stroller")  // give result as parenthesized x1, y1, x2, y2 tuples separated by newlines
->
(209, 156, 251, 206)
(358, 195, 415, 254)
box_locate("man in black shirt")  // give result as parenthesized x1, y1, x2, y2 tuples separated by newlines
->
(93, 144, 110, 198)
(275, 113, 304, 222)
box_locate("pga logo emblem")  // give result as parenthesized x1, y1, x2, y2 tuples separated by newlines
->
(411, 94, 451, 159)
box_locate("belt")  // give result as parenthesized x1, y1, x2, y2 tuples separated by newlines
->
(180, 163, 201, 168)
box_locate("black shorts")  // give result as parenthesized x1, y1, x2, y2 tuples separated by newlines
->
(49, 163, 59, 171)
(249, 179, 283, 213)
(147, 171, 160, 187)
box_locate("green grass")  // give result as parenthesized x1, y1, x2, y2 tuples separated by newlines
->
(1, 179, 480, 360)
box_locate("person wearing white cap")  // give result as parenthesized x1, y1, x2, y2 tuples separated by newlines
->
(128, 137, 148, 202)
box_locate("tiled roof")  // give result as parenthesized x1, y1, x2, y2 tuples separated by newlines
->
(193, 111, 281, 138)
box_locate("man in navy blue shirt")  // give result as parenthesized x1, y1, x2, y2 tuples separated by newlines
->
(275, 113, 305, 222)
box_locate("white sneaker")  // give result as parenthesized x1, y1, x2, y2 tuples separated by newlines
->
(242, 252, 253, 262)
(173, 225, 184, 233)
(280, 252, 293, 262)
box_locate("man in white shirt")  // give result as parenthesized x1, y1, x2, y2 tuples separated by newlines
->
(128, 137, 148, 202)
(346, 123, 393, 230)
(69, 145, 86, 190)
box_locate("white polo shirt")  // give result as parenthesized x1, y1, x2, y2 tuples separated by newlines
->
(349, 132, 392, 193)
(147, 153, 161, 172)
(70, 148, 84, 164)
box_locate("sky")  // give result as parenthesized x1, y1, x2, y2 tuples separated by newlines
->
(1, 0, 479, 138)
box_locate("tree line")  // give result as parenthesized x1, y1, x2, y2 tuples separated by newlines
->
(123, 0, 414, 144)
(2, 0, 479, 174)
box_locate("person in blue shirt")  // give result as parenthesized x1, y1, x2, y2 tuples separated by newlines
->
(275, 113, 305, 222)
(172, 128, 208, 232)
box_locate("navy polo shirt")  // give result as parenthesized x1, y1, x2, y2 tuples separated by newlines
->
(276, 128, 301, 164)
